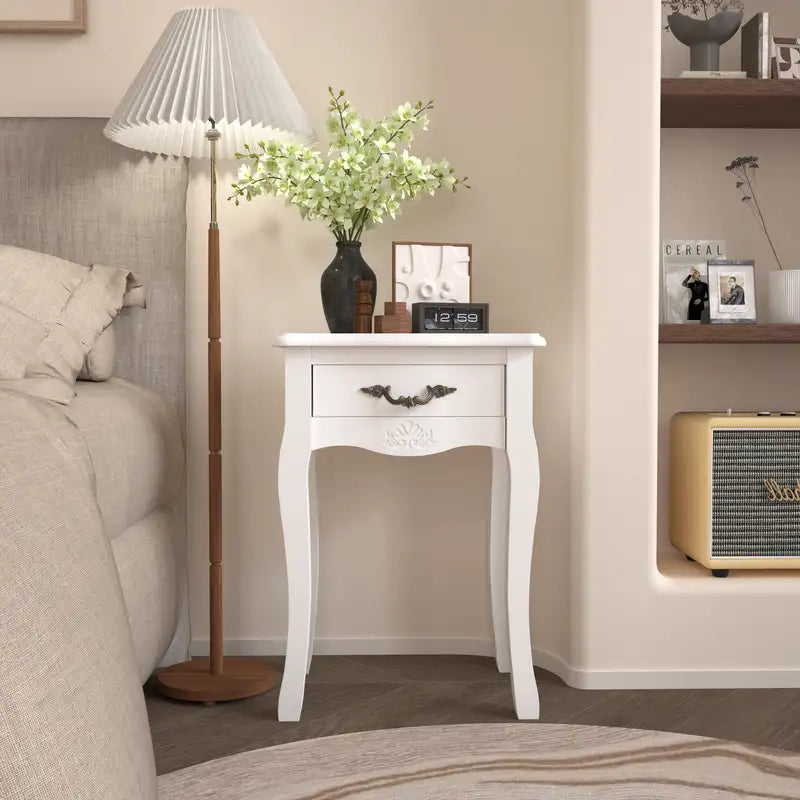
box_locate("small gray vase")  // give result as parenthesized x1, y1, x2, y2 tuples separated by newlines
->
(667, 10, 743, 71)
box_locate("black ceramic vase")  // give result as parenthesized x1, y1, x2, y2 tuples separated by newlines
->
(320, 241, 377, 333)
(667, 10, 743, 72)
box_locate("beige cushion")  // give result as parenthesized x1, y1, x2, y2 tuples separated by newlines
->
(112, 510, 180, 682)
(120, 270, 147, 308)
(78, 270, 146, 382)
(0, 303, 75, 402)
(65, 379, 184, 541)
(0, 389, 157, 799)
(0, 245, 129, 402)
(78, 323, 117, 381)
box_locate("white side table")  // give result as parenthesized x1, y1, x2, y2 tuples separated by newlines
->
(275, 333, 546, 721)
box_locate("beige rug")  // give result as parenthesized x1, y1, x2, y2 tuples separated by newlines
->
(157, 723, 800, 799)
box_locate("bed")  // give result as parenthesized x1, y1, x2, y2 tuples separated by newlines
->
(0, 118, 189, 679)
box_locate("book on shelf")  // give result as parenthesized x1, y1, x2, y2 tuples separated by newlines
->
(678, 70, 747, 79)
(741, 13, 771, 79)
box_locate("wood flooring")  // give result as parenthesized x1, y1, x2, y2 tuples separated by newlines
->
(146, 655, 800, 776)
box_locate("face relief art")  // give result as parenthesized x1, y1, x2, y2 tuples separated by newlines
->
(394, 244, 471, 304)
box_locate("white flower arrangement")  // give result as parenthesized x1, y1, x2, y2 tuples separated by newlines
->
(231, 88, 468, 242)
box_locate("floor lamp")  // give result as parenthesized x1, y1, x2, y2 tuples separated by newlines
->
(105, 7, 313, 704)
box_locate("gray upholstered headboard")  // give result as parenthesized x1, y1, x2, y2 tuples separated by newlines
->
(0, 118, 188, 426)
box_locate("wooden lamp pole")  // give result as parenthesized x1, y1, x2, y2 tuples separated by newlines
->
(155, 120, 277, 704)
(207, 121, 224, 678)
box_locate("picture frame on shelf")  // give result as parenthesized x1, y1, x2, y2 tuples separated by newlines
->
(772, 36, 800, 79)
(661, 240, 725, 324)
(392, 242, 472, 307)
(0, 0, 86, 33)
(708, 259, 757, 323)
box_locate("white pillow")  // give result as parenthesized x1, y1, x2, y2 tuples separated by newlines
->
(77, 323, 116, 382)
(79, 267, 144, 381)
(0, 246, 129, 403)
(122, 272, 146, 308)
(93, 263, 146, 308)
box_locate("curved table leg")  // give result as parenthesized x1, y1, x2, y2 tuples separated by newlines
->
(277, 438, 313, 722)
(307, 451, 319, 674)
(489, 447, 510, 673)
(506, 350, 541, 720)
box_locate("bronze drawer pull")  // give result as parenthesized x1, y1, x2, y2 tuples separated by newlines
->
(360, 384, 457, 408)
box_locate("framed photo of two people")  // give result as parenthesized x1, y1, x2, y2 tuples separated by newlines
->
(661, 240, 757, 324)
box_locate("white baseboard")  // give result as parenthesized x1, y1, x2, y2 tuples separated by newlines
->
(565, 668, 800, 690)
(190, 637, 800, 689)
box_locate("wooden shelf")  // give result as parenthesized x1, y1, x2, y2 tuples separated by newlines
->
(662, 79, 800, 129)
(660, 324, 800, 343)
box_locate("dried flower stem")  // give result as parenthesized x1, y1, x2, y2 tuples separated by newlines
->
(726, 156, 783, 271)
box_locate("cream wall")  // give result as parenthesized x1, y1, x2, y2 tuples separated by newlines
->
(0, 1, 575, 665)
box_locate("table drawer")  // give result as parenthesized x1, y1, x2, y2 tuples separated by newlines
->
(312, 364, 504, 417)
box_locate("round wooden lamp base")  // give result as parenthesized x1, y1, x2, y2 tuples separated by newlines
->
(156, 658, 277, 704)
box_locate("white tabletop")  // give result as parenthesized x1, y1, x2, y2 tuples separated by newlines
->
(276, 333, 546, 348)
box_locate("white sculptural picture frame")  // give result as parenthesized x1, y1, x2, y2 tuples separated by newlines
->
(392, 242, 472, 306)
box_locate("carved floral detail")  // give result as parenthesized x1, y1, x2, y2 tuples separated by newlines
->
(384, 421, 437, 450)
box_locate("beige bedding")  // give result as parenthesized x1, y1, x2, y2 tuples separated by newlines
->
(65, 378, 184, 540)
(0, 379, 186, 681)
(0, 387, 158, 799)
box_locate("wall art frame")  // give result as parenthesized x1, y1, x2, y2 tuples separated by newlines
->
(0, 0, 86, 33)
(392, 241, 472, 306)
(772, 36, 800, 79)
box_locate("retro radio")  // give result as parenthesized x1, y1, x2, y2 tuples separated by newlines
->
(670, 412, 800, 577)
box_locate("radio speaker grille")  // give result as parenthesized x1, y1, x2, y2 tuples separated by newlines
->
(712, 429, 800, 557)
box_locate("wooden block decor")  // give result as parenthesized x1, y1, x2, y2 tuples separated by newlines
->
(374, 301, 411, 334)
(353, 280, 374, 333)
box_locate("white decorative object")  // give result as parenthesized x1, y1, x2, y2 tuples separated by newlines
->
(767, 269, 800, 323)
(104, 8, 313, 159)
(678, 70, 746, 78)
(276, 332, 546, 722)
(774, 37, 800, 79)
(393, 242, 472, 306)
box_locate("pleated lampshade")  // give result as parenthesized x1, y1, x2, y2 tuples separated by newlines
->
(104, 7, 314, 159)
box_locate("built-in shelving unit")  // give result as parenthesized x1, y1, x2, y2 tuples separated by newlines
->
(660, 79, 800, 347)
(660, 324, 800, 344)
(662, 78, 800, 129)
